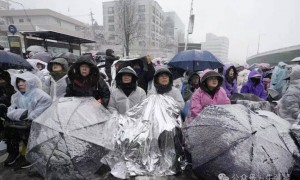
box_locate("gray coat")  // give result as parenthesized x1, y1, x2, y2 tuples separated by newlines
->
(45, 58, 69, 101)
(278, 65, 300, 125)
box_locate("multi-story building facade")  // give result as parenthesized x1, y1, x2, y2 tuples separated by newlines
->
(103, 0, 180, 58)
(0, 0, 9, 10)
(0, 9, 88, 50)
(202, 33, 229, 62)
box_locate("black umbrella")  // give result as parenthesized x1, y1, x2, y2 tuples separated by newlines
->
(0, 51, 33, 70)
(183, 104, 295, 180)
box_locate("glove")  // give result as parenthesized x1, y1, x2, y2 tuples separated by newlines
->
(19, 110, 28, 121)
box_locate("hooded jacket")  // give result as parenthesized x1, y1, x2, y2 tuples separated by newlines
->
(148, 68, 184, 109)
(65, 55, 110, 107)
(278, 65, 300, 125)
(270, 62, 288, 95)
(27, 59, 48, 92)
(109, 67, 146, 114)
(190, 70, 230, 118)
(0, 70, 15, 107)
(222, 64, 238, 97)
(46, 58, 69, 101)
(182, 72, 200, 102)
(7, 72, 52, 121)
(240, 70, 267, 100)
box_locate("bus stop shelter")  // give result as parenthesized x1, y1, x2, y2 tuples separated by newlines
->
(20, 31, 95, 55)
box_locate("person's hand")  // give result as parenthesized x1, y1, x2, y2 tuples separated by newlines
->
(146, 55, 152, 64)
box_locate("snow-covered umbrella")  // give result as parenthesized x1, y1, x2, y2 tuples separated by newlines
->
(183, 104, 296, 180)
(26, 97, 116, 179)
(26, 45, 46, 53)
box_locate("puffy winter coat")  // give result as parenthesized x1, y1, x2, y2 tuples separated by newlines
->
(148, 68, 184, 109)
(190, 70, 230, 118)
(45, 58, 69, 101)
(7, 72, 52, 121)
(65, 55, 110, 107)
(278, 65, 300, 125)
(270, 62, 288, 95)
(240, 70, 267, 100)
(222, 64, 238, 97)
(109, 67, 146, 114)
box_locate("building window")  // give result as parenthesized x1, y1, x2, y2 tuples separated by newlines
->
(108, 16, 114, 23)
(19, 19, 24, 23)
(27, 18, 31, 22)
(152, 7, 155, 14)
(138, 5, 145, 12)
(152, 42, 155, 47)
(108, 25, 115, 31)
(109, 35, 115, 40)
(139, 14, 145, 21)
(7, 17, 14, 24)
(152, 16, 155, 23)
(108, 7, 114, 14)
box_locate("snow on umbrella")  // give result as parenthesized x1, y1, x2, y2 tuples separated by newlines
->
(31, 51, 53, 63)
(0, 51, 33, 70)
(183, 104, 295, 180)
(26, 97, 116, 179)
(26, 45, 46, 53)
(168, 50, 224, 72)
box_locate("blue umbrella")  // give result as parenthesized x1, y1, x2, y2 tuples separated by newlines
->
(0, 51, 33, 70)
(168, 50, 224, 72)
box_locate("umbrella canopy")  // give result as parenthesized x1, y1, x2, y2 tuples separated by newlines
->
(26, 45, 46, 53)
(168, 50, 224, 72)
(54, 52, 79, 64)
(0, 51, 33, 70)
(291, 57, 300, 62)
(183, 104, 295, 179)
(27, 97, 116, 179)
(230, 93, 262, 102)
(31, 51, 53, 63)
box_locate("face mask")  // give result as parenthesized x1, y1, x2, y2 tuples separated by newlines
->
(251, 78, 260, 85)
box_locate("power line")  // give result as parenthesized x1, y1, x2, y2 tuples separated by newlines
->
(7, 0, 35, 31)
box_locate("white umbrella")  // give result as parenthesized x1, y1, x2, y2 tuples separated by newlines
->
(291, 57, 300, 62)
(26, 45, 46, 53)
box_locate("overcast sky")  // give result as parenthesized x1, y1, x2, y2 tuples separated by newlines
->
(10, 0, 300, 63)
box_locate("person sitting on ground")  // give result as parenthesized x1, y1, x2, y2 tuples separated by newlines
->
(240, 69, 267, 100)
(5, 72, 52, 168)
(182, 72, 200, 102)
(148, 68, 184, 110)
(222, 64, 238, 97)
(46, 58, 69, 101)
(189, 69, 230, 120)
(109, 66, 146, 114)
(65, 55, 110, 107)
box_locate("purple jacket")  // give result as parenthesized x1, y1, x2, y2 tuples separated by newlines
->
(240, 70, 267, 100)
(222, 65, 238, 97)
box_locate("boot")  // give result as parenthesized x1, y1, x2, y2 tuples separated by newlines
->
(4, 141, 20, 167)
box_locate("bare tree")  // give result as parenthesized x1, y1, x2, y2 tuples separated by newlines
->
(115, 0, 143, 56)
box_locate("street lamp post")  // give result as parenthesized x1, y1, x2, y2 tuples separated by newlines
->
(184, 0, 194, 51)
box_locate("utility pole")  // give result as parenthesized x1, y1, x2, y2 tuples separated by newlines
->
(90, 9, 96, 41)
(184, 0, 194, 51)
